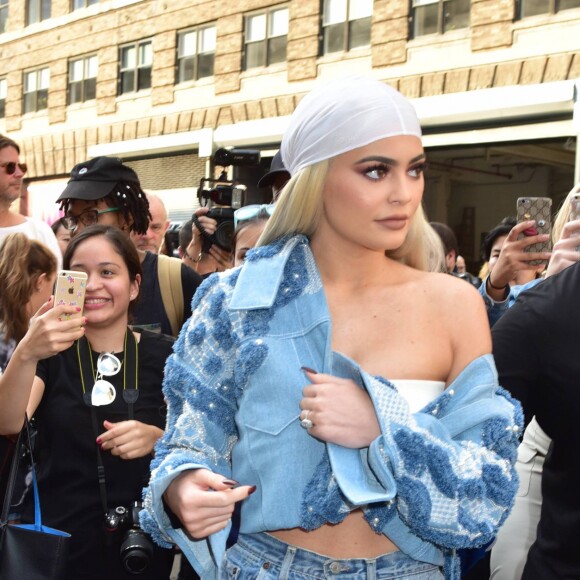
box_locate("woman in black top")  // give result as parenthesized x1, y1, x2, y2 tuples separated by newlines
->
(0, 225, 174, 579)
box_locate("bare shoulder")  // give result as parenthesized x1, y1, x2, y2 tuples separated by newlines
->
(417, 271, 491, 374)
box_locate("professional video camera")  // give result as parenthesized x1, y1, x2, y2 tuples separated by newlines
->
(195, 147, 261, 253)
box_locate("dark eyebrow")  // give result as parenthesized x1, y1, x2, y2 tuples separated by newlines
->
(355, 153, 426, 166)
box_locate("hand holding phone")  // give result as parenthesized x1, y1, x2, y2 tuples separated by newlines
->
(54, 270, 88, 319)
(516, 197, 552, 265)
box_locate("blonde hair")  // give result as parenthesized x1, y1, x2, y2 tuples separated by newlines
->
(0, 234, 57, 342)
(552, 183, 580, 243)
(258, 160, 444, 272)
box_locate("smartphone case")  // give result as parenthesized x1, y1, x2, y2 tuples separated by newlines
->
(54, 270, 88, 319)
(569, 195, 580, 222)
(516, 197, 552, 266)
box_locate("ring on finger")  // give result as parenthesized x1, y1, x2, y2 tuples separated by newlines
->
(300, 410, 313, 430)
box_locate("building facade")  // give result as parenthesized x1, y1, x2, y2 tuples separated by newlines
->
(1, 0, 579, 268)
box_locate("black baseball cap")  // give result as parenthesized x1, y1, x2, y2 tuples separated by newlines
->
(258, 151, 290, 188)
(57, 156, 141, 202)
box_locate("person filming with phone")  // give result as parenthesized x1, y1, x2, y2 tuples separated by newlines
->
(0, 225, 175, 579)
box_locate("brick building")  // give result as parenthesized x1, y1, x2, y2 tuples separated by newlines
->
(0, 0, 579, 267)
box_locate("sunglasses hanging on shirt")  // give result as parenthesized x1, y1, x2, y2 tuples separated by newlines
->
(91, 352, 122, 406)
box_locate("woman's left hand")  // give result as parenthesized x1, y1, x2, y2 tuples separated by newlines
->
(97, 419, 163, 460)
(299, 369, 381, 448)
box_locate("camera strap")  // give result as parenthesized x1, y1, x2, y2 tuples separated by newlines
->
(191, 213, 214, 254)
(76, 329, 139, 515)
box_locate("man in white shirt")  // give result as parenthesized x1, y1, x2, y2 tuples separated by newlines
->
(0, 134, 62, 266)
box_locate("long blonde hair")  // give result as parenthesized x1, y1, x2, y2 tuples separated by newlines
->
(0, 234, 57, 342)
(258, 160, 444, 272)
(552, 183, 580, 243)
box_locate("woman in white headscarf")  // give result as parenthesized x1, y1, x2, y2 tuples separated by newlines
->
(142, 76, 522, 580)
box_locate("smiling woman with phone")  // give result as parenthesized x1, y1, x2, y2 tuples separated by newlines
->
(0, 225, 174, 579)
(142, 77, 522, 580)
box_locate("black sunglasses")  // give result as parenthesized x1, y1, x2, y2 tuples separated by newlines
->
(0, 162, 28, 175)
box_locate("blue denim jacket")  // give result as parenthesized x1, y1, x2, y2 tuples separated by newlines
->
(142, 235, 522, 580)
(479, 277, 541, 327)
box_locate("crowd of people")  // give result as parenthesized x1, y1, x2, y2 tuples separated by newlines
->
(0, 75, 578, 580)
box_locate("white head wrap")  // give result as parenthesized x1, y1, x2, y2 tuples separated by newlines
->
(281, 76, 422, 176)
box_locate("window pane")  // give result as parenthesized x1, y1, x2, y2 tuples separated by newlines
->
(245, 41, 265, 69)
(28, 0, 40, 24)
(323, 22, 345, 53)
(559, 0, 580, 7)
(268, 35, 287, 64)
(139, 42, 152, 66)
(197, 53, 214, 78)
(269, 8, 288, 37)
(41, 0, 50, 20)
(25, 72, 37, 92)
(39, 68, 50, 89)
(37, 88, 48, 110)
(247, 13, 266, 41)
(70, 59, 84, 81)
(121, 70, 135, 93)
(324, 0, 347, 25)
(444, 0, 470, 30)
(520, 0, 549, 16)
(69, 81, 82, 104)
(0, 100, 5, 118)
(178, 56, 195, 82)
(348, 16, 371, 48)
(0, 7, 8, 34)
(137, 66, 151, 90)
(84, 77, 96, 100)
(0, 79, 6, 98)
(413, 4, 439, 36)
(86, 56, 98, 77)
(24, 93, 36, 113)
(72, 0, 84, 9)
(88, 0, 98, 5)
(349, 0, 373, 19)
(179, 31, 196, 57)
(200, 26, 216, 52)
(121, 46, 136, 69)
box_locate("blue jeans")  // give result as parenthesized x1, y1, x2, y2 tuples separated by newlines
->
(221, 532, 443, 579)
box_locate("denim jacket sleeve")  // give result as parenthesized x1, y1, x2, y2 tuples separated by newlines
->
(140, 272, 243, 580)
(330, 353, 523, 550)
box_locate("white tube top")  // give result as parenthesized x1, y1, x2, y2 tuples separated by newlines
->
(390, 379, 446, 414)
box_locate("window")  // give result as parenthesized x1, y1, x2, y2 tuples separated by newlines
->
(177, 25, 216, 83)
(0, 0, 8, 33)
(322, 0, 372, 54)
(0, 78, 6, 118)
(411, 0, 470, 37)
(72, 0, 98, 10)
(244, 6, 288, 69)
(517, 0, 580, 17)
(68, 55, 97, 104)
(119, 40, 152, 95)
(23, 68, 49, 113)
(26, 0, 50, 24)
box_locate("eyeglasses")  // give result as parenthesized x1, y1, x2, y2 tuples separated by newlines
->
(233, 204, 275, 228)
(91, 352, 122, 406)
(0, 162, 28, 175)
(61, 207, 120, 231)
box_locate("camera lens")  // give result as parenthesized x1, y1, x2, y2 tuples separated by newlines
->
(214, 221, 235, 252)
(120, 529, 153, 575)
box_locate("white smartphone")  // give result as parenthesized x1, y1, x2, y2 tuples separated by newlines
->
(54, 270, 88, 319)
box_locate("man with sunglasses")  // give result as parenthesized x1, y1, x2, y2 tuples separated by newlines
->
(0, 134, 62, 266)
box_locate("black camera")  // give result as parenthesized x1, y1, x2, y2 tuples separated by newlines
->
(104, 501, 153, 575)
(196, 147, 260, 252)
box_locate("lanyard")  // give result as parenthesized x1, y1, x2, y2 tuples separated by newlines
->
(76, 329, 139, 516)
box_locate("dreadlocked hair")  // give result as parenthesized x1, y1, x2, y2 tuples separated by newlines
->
(59, 181, 151, 235)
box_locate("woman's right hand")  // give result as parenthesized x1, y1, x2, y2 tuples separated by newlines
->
(163, 469, 255, 539)
(19, 297, 86, 363)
